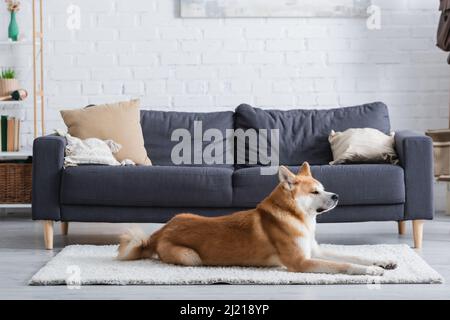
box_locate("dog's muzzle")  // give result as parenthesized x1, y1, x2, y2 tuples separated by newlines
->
(317, 194, 339, 213)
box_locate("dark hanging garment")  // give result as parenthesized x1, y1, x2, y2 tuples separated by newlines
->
(437, 0, 450, 51)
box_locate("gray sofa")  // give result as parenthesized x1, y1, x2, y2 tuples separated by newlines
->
(32, 102, 434, 249)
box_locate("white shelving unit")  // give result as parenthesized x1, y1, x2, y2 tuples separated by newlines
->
(0, 204, 31, 209)
(0, 0, 44, 213)
(0, 40, 34, 45)
(0, 98, 30, 162)
(0, 204, 31, 217)
(0, 150, 32, 159)
(0, 39, 33, 159)
(0, 0, 45, 138)
(0, 106, 33, 211)
(0, 101, 25, 106)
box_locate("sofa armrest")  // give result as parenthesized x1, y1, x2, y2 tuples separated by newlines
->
(395, 130, 434, 220)
(32, 134, 67, 221)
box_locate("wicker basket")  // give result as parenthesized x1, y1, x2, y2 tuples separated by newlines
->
(426, 129, 450, 177)
(0, 163, 32, 204)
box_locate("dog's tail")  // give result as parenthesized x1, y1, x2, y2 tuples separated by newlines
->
(117, 227, 158, 261)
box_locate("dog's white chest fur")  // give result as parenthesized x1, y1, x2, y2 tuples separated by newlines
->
(294, 216, 317, 259)
(296, 237, 312, 259)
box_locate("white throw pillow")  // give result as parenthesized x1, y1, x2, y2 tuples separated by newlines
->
(56, 130, 135, 167)
(328, 128, 398, 165)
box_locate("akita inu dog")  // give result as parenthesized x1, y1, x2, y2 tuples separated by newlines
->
(117, 162, 397, 275)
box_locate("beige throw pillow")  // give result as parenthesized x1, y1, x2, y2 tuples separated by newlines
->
(328, 128, 398, 165)
(60, 100, 151, 165)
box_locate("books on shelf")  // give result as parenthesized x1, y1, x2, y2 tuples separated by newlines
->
(0, 115, 20, 152)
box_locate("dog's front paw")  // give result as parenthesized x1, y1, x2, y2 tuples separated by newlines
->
(365, 266, 385, 276)
(373, 260, 397, 270)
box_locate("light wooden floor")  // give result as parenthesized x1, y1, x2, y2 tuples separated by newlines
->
(1, 211, 449, 300)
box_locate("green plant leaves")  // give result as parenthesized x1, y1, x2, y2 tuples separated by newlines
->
(0, 68, 16, 79)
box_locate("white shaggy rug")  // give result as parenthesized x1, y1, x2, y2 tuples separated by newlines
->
(29, 244, 443, 286)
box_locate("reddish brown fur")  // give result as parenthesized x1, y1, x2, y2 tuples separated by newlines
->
(118, 163, 384, 273)
(118, 163, 331, 271)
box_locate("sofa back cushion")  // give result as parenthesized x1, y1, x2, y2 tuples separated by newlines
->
(234, 102, 391, 166)
(140, 110, 234, 166)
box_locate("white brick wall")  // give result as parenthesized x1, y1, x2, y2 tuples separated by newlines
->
(1, 0, 450, 210)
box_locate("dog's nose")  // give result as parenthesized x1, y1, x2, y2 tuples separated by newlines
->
(331, 194, 339, 201)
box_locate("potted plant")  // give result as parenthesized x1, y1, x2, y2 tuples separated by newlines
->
(5, 0, 20, 41)
(0, 68, 20, 97)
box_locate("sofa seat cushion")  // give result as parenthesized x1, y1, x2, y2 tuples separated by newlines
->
(61, 166, 233, 207)
(233, 164, 405, 207)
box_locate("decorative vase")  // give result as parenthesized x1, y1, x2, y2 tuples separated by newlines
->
(8, 12, 19, 42)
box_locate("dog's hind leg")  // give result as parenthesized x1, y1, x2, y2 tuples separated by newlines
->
(157, 241, 202, 266)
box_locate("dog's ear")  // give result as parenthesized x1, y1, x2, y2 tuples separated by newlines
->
(279, 166, 296, 190)
(298, 162, 312, 177)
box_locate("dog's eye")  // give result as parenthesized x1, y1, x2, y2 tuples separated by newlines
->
(311, 191, 319, 195)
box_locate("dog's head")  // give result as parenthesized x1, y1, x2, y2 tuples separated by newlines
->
(278, 162, 338, 216)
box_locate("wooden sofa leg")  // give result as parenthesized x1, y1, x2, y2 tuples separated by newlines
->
(43, 221, 54, 250)
(61, 222, 69, 236)
(412, 220, 424, 249)
(398, 221, 406, 235)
